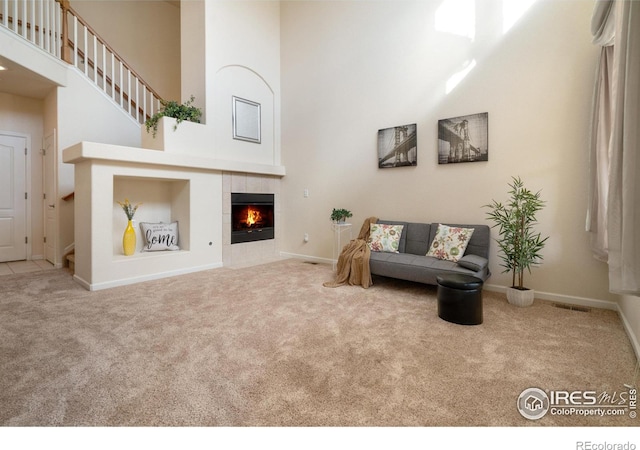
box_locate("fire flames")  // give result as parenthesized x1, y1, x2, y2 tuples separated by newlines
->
(245, 207, 262, 227)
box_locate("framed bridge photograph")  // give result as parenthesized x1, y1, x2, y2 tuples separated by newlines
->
(378, 123, 417, 168)
(438, 112, 488, 164)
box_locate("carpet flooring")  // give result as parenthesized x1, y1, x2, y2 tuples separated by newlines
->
(0, 259, 637, 427)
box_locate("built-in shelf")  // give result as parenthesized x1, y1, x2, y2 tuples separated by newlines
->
(113, 176, 190, 258)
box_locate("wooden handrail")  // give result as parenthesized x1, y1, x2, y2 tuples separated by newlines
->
(60, 2, 163, 103)
(3, 0, 163, 124)
(67, 39, 152, 122)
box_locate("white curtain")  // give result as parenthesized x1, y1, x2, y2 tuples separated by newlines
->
(587, 0, 640, 295)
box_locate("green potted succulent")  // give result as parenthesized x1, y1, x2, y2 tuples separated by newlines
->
(484, 176, 549, 307)
(145, 95, 202, 137)
(330, 208, 353, 223)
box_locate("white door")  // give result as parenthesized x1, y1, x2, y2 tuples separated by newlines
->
(0, 134, 27, 262)
(43, 132, 57, 265)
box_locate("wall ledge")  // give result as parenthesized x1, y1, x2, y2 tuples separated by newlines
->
(63, 141, 286, 177)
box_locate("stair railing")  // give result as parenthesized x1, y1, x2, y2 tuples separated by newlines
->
(0, 0, 162, 125)
(0, 0, 60, 56)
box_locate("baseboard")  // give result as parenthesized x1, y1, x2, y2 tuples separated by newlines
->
(279, 252, 333, 266)
(483, 283, 618, 311)
(74, 263, 224, 291)
(616, 304, 640, 362)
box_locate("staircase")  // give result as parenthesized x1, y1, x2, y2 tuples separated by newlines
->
(0, 0, 162, 124)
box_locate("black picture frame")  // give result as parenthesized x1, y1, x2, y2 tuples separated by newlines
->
(438, 112, 488, 164)
(377, 123, 417, 168)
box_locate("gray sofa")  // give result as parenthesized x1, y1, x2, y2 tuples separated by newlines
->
(369, 220, 491, 286)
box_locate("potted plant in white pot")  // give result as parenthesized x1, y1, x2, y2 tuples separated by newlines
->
(144, 95, 202, 138)
(484, 176, 549, 307)
(330, 208, 353, 223)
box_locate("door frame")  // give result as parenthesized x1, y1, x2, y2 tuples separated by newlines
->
(0, 130, 32, 261)
(42, 131, 58, 267)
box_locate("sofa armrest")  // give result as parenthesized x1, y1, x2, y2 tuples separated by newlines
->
(457, 254, 488, 272)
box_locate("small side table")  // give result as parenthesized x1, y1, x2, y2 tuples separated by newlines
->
(331, 222, 352, 271)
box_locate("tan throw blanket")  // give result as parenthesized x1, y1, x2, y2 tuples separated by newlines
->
(323, 217, 378, 289)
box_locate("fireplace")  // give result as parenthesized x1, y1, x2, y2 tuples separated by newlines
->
(231, 193, 275, 244)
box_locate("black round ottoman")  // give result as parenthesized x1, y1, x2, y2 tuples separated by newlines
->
(436, 274, 484, 325)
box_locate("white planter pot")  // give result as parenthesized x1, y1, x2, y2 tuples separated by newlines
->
(506, 287, 535, 307)
(141, 116, 210, 157)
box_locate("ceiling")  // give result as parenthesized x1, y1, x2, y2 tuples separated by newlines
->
(0, 56, 59, 100)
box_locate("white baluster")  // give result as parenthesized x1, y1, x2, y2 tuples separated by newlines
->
(102, 44, 106, 93)
(38, 0, 43, 48)
(119, 61, 124, 108)
(30, 0, 35, 43)
(83, 24, 88, 75)
(111, 53, 115, 99)
(92, 34, 97, 82)
(73, 15, 77, 67)
(142, 84, 147, 123)
(12, 0, 17, 32)
(2, 0, 7, 28)
(21, 0, 26, 38)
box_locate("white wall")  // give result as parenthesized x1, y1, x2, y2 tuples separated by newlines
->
(180, 0, 206, 117)
(618, 296, 640, 358)
(280, 0, 614, 303)
(204, 0, 281, 166)
(0, 93, 44, 259)
(71, 0, 181, 101)
(56, 69, 142, 265)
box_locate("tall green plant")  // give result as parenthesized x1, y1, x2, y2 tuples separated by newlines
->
(484, 176, 549, 289)
(145, 95, 202, 137)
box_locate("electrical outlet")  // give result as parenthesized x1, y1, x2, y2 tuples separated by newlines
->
(304, 233, 309, 242)
(304, 188, 309, 198)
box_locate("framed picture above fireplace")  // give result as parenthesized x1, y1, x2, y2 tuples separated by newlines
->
(232, 96, 261, 144)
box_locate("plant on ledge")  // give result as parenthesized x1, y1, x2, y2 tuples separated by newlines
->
(330, 208, 353, 223)
(484, 176, 548, 307)
(144, 95, 203, 137)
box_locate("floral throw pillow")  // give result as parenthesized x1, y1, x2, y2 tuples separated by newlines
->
(368, 223, 404, 253)
(426, 224, 474, 262)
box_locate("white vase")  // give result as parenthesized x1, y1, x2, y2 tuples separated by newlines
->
(506, 287, 535, 307)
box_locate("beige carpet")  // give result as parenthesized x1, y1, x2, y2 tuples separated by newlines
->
(0, 259, 636, 427)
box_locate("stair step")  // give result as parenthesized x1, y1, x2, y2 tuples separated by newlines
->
(66, 253, 75, 273)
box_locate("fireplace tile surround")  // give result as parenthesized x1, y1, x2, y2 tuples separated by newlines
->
(222, 172, 282, 267)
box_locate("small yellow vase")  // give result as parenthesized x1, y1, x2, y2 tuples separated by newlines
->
(123, 220, 136, 256)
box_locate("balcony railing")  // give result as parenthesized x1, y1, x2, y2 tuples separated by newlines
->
(0, 0, 161, 124)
